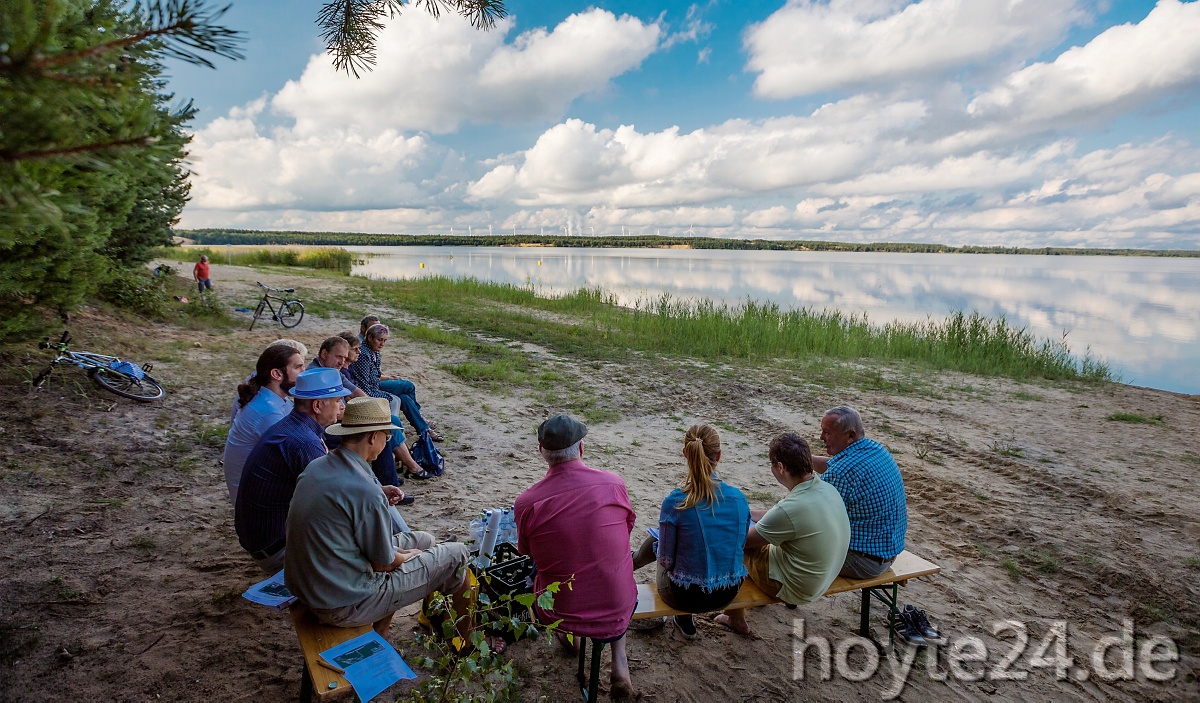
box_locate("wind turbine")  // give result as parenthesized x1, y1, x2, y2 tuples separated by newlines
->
(685, 224, 696, 236)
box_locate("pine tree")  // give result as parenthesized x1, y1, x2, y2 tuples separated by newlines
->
(0, 0, 241, 336)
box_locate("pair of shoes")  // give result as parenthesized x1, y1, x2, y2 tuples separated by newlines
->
(628, 616, 665, 632)
(902, 605, 942, 643)
(892, 611, 927, 647)
(672, 615, 699, 641)
(405, 467, 435, 481)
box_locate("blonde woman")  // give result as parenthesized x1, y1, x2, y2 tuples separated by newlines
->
(633, 424, 750, 639)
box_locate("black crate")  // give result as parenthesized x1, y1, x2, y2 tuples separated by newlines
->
(472, 542, 533, 599)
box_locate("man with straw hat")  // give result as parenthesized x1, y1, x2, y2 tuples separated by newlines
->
(285, 397, 471, 637)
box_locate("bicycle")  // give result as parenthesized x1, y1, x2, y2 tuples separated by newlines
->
(249, 282, 305, 331)
(33, 332, 165, 402)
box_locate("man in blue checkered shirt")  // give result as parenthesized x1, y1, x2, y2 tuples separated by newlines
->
(813, 406, 907, 579)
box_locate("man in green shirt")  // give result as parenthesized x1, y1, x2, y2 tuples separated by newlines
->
(716, 433, 850, 636)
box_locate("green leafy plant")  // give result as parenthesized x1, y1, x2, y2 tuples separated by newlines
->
(100, 268, 170, 317)
(401, 580, 567, 702)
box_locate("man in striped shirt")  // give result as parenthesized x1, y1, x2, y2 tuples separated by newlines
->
(235, 367, 352, 573)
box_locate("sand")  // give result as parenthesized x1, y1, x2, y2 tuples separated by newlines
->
(1, 263, 1196, 701)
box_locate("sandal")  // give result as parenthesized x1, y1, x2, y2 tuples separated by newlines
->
(405, 467, 435, 481)
(427, 428, 444, 443)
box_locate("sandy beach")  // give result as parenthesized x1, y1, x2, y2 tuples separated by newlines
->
(1, 263, 1196, 701)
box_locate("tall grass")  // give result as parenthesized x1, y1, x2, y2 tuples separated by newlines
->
(372, 276, 1111, 383)
(157, 247, 355, 273)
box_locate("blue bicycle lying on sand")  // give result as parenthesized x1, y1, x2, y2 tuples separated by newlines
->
(33, 332, 165, 402)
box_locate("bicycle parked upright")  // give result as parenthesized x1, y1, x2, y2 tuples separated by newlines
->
(249, 282, 305, 331)
(33, 332, 165, 402)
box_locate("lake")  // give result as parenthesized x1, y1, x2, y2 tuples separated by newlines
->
(346, 246, 1200, 395)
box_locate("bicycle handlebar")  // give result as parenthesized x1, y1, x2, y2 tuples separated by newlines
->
(256, 282, 296, 294)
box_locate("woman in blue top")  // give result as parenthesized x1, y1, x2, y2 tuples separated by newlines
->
(633, 424, 750, 639)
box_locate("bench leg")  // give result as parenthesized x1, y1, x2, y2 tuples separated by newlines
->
(859, 588, 871, 639)
(300, 662, 315, 703)
(576, 637, 605, 702)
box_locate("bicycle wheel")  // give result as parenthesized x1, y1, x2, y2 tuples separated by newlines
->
(88, 367, 166, 402)
(249, 300, 266, 331)
(278, 300, 305, 328)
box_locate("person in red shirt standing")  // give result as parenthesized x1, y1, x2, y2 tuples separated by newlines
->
(193, 255, 213, 293)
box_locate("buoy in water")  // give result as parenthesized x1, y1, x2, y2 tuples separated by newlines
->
(420, 263, 425, 268)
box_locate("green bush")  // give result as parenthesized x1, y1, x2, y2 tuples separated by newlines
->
(100, 268, 169, 317)
(188, 291, 230, 322)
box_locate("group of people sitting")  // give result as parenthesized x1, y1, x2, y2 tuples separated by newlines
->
(514, 406, 907, 697)
(222, 316, 444, 573)
(220, 322, 909, 699)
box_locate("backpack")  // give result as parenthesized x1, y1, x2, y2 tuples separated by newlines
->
(410, 430, 445, 477)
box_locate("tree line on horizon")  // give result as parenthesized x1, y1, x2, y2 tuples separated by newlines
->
(178, 229, 1200, 258)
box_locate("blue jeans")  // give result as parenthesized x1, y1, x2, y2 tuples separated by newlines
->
(379, 379, 430, 434)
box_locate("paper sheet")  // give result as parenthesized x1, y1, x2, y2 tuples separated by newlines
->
(241, 569, 297, 611)
(320, 631, 416, 702)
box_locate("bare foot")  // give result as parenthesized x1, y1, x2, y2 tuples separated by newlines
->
(486, 635, 507, 655)
(610, 677, 636, 699)
(553, 630, 580, 654)
(713, 613, 752, 636)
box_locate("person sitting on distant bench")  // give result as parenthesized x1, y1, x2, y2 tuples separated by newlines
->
(632, 424, 750, 640)
(223, 344, 305, 504)
(311, 334, 430, 483)
(716, 433, 849, 636)
(285, 397, 471, 638)
(813, 405, 907, 578)
(347, 325, 443, 479)
(353, 317, 443, 443)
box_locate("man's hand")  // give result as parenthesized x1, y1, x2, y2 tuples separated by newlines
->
(375, 548, 423, 572)
(381, 373, 401, 381)
(382, 485, 405, 505)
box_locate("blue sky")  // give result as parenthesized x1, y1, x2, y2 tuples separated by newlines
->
(168, 0, 1200, 248)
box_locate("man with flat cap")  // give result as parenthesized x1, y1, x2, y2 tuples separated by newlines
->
(514, 414, 637, 698)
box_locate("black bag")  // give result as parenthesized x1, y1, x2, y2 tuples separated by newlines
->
(410, 429, 445, 476)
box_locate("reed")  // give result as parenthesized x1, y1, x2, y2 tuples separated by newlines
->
(373, 276, 1112, 383)
(157, 247, 355, 273)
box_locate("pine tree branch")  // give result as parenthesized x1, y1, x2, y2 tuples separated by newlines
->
(1, 136, 154, 163)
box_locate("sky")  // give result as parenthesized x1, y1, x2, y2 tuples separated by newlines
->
(166, 0, 1200, 248)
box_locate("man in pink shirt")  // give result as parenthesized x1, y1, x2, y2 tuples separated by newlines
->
(515, 414, 637, 698)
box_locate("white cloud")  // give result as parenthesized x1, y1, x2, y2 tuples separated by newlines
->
(968, 0, 1200, 128)
(272, 9, 660, 135)
(745, 0, 1086, 99)
(186, 9, 661, 215)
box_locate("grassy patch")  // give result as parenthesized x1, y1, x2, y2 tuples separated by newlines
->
(1001, 558, 1021, 580)
(1013, 390, 1044, 401)
(747, 490, 777, 503)
(361, 277, 1111, 384)
(160, 246, 357, 273)
(1183, 557, 1200, 570)
(990, 434, 1024, 458)
(1106, 412, 1165, 425)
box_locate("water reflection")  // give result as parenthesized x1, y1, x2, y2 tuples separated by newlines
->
(347, 246, 1200, 394)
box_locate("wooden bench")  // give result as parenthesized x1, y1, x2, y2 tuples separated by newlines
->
(576, 551, 940, 700)
(290, 604, 371, 702)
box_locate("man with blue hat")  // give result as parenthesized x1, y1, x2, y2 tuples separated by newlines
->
(236, 367, 359, 572)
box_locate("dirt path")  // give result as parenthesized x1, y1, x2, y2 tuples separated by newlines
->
(1, 264, 1196, 701)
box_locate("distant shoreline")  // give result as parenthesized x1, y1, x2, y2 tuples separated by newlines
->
(175, 228, 1200, 258)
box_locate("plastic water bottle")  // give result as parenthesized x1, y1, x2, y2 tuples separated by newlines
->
(468, 512, 485, 546)
(500, 507, 517, 545)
